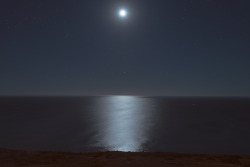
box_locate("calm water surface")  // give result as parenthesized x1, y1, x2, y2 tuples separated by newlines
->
(0, 96, 250, 154)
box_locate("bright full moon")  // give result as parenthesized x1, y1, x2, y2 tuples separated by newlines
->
(119, 9, 127, 18)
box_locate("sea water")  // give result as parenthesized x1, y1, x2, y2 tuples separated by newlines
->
(0, 96, 250, 154)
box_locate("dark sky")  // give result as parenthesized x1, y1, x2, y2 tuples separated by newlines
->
(1, 0, 250, 96)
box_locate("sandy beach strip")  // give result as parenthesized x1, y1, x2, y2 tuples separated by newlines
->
(1, 148, 250, 167)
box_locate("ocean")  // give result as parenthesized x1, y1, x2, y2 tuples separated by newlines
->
(0, 96, 250, 154)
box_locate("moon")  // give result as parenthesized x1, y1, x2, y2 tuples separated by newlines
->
(119, 9, 127, 18)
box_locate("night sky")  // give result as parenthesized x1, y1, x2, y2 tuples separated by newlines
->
(1, 0, 250, 96)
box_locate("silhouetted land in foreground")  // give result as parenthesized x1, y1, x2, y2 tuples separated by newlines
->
(1, 148, 250, 167)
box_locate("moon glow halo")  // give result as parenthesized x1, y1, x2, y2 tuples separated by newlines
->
(119, 9, 127, 18)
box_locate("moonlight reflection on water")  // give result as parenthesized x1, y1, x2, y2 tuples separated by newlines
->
(93, 96, 155, 151)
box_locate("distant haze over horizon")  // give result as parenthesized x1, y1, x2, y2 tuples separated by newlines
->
(1, 95, 250, 98)
(1, 0, 250, 96)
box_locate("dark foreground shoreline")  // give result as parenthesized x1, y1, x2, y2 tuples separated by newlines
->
(1, 148, 250, 167)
